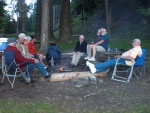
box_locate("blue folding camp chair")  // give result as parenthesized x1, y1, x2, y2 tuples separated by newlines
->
(111, 49, 146, 83)
(1, 51, 31, 89)
(133, 49, 146, 79)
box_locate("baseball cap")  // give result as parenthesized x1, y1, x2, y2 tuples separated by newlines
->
(18, 33, 27, 40)
(132, 39, 141, 43)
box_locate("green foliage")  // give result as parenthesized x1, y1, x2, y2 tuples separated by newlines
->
(138, 7, 150, 16)
(0, 1, 8, 31)
(71, 17, 82, 34)
(71, 0, 99, 16)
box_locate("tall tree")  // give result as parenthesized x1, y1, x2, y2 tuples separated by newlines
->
(59, 0, 71, 43)
(39, 0, 50, 52)
(48, 0, 55, 39)
(16, 0, 29, 33)
(105, 0, 110, 37)
(35, 0, 42, 40)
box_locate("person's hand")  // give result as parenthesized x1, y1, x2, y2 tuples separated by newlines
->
(76, 51, 80, 54)
(34, 59, 39, 64)
(116, 55, 121, 58)
(30, 54, 34, 58)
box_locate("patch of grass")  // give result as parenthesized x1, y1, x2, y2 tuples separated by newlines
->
(0, 99, 66, 113)
(57, 38, 77, 52)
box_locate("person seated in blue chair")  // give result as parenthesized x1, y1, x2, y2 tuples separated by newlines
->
(5, 42, 51, 82)
(86, 39, 142, 73)
(69, 35, 87, 67)
(85, 28, 109, 61)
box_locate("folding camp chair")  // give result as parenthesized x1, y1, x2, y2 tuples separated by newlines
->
(132, 49, 146, 79)
(111, 49, 146, 83)
(1, 51, 31, 89)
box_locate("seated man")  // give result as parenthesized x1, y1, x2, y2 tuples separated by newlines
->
(85, 28, 109, 61)
(16, 33, 32, 59)
(86, 39, 142, 73)
(5, 42, 51, 81)
(69, 35, 87, 67)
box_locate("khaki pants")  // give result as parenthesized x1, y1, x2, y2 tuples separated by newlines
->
(71, 52, 85, 66)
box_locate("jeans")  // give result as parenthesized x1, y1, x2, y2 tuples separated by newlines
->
(95, 59, 126, 73)
(23, 60, 48, 78)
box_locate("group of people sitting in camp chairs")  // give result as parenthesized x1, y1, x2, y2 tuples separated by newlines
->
(4, 27, 142, 83)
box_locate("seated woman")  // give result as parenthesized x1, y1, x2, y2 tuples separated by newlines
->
(27, 35, 47, 68)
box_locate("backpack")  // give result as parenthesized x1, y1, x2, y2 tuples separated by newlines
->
(46, 46, 61, 66)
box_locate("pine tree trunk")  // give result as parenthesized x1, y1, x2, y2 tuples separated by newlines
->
(48, 0, 55, 39)
(59, 0, 71, 43)
(105, 0, 110, 37)
(35, 0, 42, 40)
(40, 0, 50, 52)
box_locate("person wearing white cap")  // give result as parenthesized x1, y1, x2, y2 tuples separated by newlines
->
(16, 33, 32, 59)
(86, 39, 142, 73)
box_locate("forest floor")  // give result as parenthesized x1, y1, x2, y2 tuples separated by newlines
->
(0, 54, 150, 113)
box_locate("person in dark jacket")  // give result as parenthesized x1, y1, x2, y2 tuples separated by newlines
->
(69, 35, 87, 67)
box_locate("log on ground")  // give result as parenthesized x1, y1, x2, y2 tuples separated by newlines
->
(50, 71, 107, 82)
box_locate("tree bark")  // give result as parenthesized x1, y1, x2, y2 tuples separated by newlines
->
(40, 0, 50, 52)
(48, 0, 55, 39)
(59, 0, 71, 43)
(105, 0, 110, 37)
(35, 0, 42, 40)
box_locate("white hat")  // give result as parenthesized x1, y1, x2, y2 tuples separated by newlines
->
(132, 39, 141, 43)
(18, 33, 27, 40)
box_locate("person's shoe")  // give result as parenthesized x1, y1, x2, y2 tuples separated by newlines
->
(44, 72, 51, 79)
(88, 57, 96, 61)
(44, 66, 48, 69)
(84, 56, 90, 60)
(86, 61, 96, 73)
(68, 63, 75, 68)
(86, 61, 90, 67)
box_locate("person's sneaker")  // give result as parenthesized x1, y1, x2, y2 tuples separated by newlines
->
(44, 72, 51, 79)
(84, 56, 90, 60)
(68, 63, 75, 68)
(88, 57, 96, 61)
(86, 61, 96, 73)
(86, 61, 90, 67)
(44, 66, 48, 69)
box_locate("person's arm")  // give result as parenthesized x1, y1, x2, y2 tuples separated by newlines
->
(117, 55, 133, 60)
(94, 40, 104, 45)
(14, 48, 35, 64)
(74, 41, 79, 52)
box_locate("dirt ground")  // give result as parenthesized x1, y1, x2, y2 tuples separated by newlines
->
(0, 55, 150, 113)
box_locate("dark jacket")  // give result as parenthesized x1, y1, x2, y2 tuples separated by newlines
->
(74, 40, 87, 53)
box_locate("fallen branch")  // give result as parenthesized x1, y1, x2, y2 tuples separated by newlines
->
(84, 89, 103, 98)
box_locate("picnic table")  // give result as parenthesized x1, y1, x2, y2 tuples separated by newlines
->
(101, 51, 122, 60)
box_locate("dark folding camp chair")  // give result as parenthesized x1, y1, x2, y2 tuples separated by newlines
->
(111, 49, 146, 83)
(1, 51, 31, 89)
